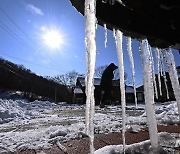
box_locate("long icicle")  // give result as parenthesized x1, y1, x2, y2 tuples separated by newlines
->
(155, 48, 162, 97)
(162, 48, 180, 120)
(115, 30, 126, 153)
(149, 47, 158, 100)
(126, 37, 138, 108)
(104, 23, 107, 48)
(159, 52, 164, 77)
(160, 51, 169, 100)
(84, 0, 97, 153)
(139, 39, 159, 150)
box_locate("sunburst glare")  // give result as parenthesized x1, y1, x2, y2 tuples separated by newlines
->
(43, 29, 63, 49)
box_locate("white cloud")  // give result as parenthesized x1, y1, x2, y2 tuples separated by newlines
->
(26, 4, 44, 16)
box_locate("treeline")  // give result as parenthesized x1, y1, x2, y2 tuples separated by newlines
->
(0, 57, 68, 102)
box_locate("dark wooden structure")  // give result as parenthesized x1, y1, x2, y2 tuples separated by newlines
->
(73, 77, 144, 105)
(70, 0, 180, 51)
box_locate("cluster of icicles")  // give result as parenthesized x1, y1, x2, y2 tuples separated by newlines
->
(84, 0, 180, 153)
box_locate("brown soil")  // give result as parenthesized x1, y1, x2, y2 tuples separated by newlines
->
(1, 125, 180, 154)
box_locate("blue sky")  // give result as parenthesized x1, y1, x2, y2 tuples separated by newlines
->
(0, 0, 179, 86)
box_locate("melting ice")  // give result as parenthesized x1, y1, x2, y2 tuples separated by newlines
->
(114, 30, 126, 153)
(139, 39, 158, 149)
(126, 37, 138, 108)
(84, 0, 97, 153)
(162, 49, 180, 118)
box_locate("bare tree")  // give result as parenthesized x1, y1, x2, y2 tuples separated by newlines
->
(95, 65, 131, 84)
(53, 70, 84, 88)
(114, 69, 132, 85)
(54, 74, 67, 86)
(95, 65, 108, 78)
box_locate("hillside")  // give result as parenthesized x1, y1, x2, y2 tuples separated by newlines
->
(0, 57, 68, 102)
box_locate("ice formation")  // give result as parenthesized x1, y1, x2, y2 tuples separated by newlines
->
(155, 48, 162, 97)
(114, 30, 126, 153)
(84, 0, 97, 153)
(104, 24, 107, 48)
(126, 37, 138, 108)
(160, 52, 169, 99)
(162, 49, 180, 119)
(139, 40, 159, 150)
(149, 47, 158, 99)
(84, 1, 180, 154)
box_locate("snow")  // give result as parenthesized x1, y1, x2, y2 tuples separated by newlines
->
(95, 132, 179, 154)
(74, 87, 83, 94)
(0, 96, 179, 153)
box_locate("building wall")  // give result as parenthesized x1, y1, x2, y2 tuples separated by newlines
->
(75, 78, 145, 105)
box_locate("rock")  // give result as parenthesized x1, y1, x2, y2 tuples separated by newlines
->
(49, 130, 67, 139)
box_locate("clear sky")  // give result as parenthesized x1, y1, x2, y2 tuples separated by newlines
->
(0, 0, 179, 86)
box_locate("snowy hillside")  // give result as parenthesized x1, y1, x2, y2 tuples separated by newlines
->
(0, 98, 179, 153)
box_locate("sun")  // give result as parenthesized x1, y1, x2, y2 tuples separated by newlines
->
(43, 30, 63, 49)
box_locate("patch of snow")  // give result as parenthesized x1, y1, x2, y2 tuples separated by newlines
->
(95, 132, 180, 154)
(0, 98, 179, 153)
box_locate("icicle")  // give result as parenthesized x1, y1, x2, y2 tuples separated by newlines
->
(114, 30, 126, 153)
(159, 53, 164, 77)
(104, 24, 107, 48)
(116, 0, 126, 6)
(162, 48, 180, 120)
(113, 28, 116, 38)
(155, 48, 162, 96)
(149, 47, 158, 100)
(102, 0, 125, 6)
(102, 0, 108, 3)
(160, 51, 169, 99)
(139, 40, 159, 150)
(84, 0, 97, 153)
(126, 37, 138, 108)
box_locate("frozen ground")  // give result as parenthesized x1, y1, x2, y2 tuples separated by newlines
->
(0, 95, 180, 153)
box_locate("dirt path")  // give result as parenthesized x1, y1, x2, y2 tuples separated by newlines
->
(2, 125, 180, 154)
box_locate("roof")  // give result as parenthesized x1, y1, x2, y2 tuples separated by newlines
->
(74, 87, 83, 94)
(125, 86, 134, 93)
(77, 77, 101, 86)
(77, 77, 121, 87)
(76, 77, 142, 94)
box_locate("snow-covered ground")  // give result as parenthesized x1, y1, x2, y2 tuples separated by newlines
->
(0, 96, 179, 153)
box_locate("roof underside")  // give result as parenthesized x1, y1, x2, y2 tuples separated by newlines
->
(70, 0, 180, 51)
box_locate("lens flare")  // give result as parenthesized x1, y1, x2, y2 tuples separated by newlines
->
(43, 30, 63, 49)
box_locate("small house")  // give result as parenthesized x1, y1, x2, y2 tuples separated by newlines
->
(73, 77, 144, 105)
